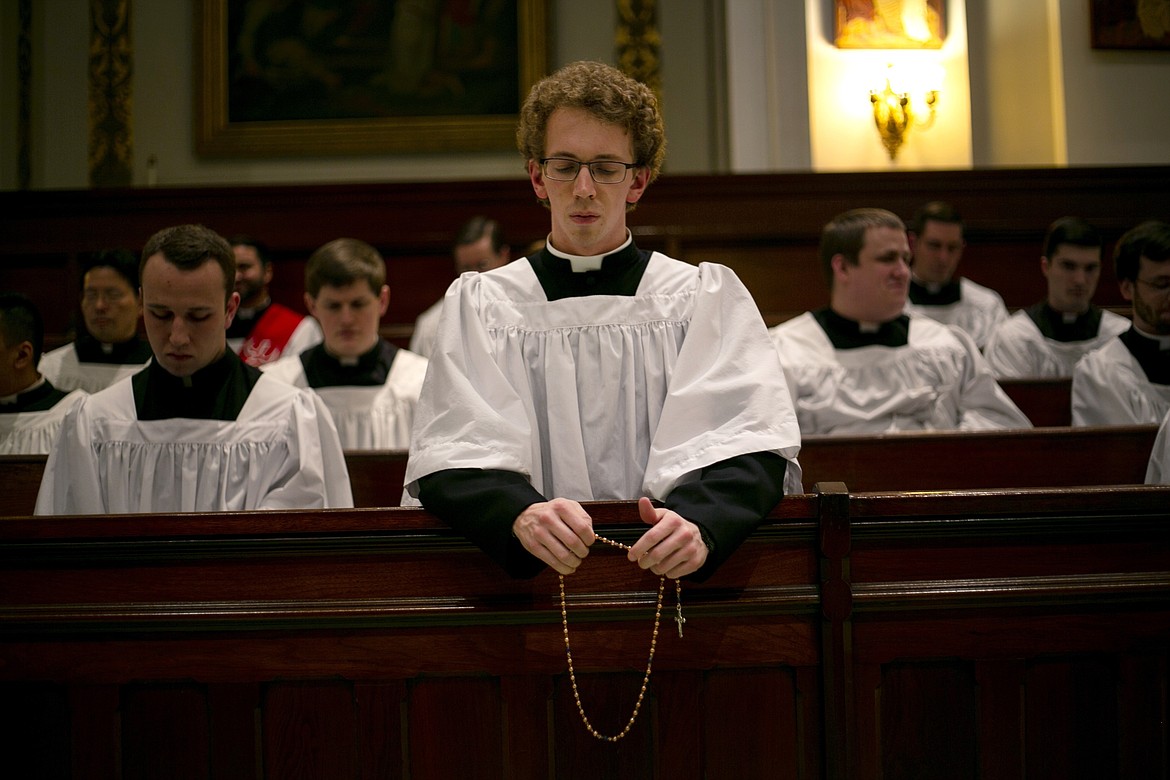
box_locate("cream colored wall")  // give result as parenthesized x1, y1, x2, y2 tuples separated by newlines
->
(1057, 0, 1170, 167)
(967, 0, 1063, 166)
(6, 0, 1169, 190)
(803, 0, 973, 171)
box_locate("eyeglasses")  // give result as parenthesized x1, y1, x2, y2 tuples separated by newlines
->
(1136, 278, 1170, 295)
(540, 158, 638, 184)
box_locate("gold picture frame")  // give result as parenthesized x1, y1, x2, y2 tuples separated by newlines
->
(834, 0, 945, 49)
(195, 0, 548, 157)
(1089, 0, 1170, 50)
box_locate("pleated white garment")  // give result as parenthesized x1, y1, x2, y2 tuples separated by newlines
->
(38, 345, 150, 393)
(403, 254, 803, 503)
(1147, 409, 1170, 484)
(769, 312, 1032, 435)
(34, 374, 352, 514)
(1072, 337, 1170, 426)
(904, 277, 1009, 350)
(984, 308, 1130, 379)
(262, 348, 428, 450)
(0, 390, 87, 455)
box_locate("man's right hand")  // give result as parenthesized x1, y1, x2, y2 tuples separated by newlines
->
(513, 498, 595, 575)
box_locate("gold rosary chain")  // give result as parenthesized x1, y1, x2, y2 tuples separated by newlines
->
(559, 532, 684, 742)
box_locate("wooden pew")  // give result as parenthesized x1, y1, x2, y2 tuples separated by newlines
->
(998, 377, 1073, 427)
(797, 424, 1157, 492)
(3, 424, 1158, 517)
(829, 484, 1170, 778)
(1, 484, 1167, 778)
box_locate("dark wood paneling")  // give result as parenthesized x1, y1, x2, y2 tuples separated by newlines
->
(1, 424, 1156, 519)
(4, 167, 1165, 345)
(999, 377, 1072, 427)
(2, 486, 1169, 777)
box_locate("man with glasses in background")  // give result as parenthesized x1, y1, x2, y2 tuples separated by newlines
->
(403, 60, 801, 583)
(38, 249, 153, 393)
(1072, 220, 1170, 426)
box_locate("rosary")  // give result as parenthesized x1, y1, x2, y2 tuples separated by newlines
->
(558, 532, 685, 742)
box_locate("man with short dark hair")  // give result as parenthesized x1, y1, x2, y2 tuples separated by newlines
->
(409, 216, 512, 360)
(35, 224, 351, 515)
(903, 201, 1008, 349)
(227, 235, 322, 366)
(1073, 220, 1170, 426)
(984, 217, 1129, 378)
(38, 249, 153, 392)
(264, 237, 428, 449)
(769, 208, 1030, 434)
(0, 293, 86, 454)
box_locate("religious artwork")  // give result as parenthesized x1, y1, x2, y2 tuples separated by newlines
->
(195, 0, 548, 156)
(834, 0, 945, 49)
(1090, 0, 1170, 49)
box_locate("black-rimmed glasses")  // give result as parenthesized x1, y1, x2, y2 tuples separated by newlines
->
(540, 158, 638, 184)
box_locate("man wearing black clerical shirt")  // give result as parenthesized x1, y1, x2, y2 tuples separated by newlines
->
(1073, 220, 1170, 426)
(0, 292, 86, 454)
(227, 235, 322, 367)
(262, 238, 427, 450)
(35, 224, 351, 515)
(768, 208, 1030, 435)
(903, 201, 1008, 350)
(38, 249, 153, 394)
(984, 216, 1130, 378)
(403, 61, 803, 583)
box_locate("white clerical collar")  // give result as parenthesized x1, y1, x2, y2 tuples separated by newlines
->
(545, 231, 633, 272)
(1132, 325, 1170, 350)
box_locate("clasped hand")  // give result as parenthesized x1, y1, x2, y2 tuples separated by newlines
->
(513, 496, 708, 579)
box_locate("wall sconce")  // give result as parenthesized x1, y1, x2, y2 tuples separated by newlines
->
(870, 65, 939, 160)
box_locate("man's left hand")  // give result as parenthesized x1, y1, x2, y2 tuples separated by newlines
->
(626, 496, 708, 579)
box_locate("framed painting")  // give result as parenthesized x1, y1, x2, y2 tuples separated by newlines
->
(195, 0, 548, 157)
(1089, 0, 1170, 50)
(834, 0, 945, 49)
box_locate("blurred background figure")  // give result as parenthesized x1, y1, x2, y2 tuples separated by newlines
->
(409, 216, 511, 360)
(38, 249, 152, 393)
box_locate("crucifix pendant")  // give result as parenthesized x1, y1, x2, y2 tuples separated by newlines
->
(675, 608, 686, 638)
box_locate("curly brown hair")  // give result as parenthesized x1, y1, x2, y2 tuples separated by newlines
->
(516, 61, 666, 186)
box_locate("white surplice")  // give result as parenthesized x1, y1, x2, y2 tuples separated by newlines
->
(0, 390, 87, 455)
(1147, 409, 1170, 484)
(1072, 337, 1170, 426)
(769, 312, 1032, 435)
(904, 277, 1009, 350)
(38, 344, 151, 393)
(403, 254, 803, 502)
(409, 299, 443, 360)
(262, 348, 428, 450)
(984, 308, 1130, 379)
(34, 374, 353, 514)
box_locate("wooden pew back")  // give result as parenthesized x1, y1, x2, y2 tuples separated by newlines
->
(798, 424, 1157, 492)
(2, 485, 1168, 777)
(999, 377, 1072, 427)
(2, 424, 1157, 517)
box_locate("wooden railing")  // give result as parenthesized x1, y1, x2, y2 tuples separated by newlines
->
(3, 424, 1156, 517)
(999, 377, 1072, 427)
(2, 484, 1168, 778)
